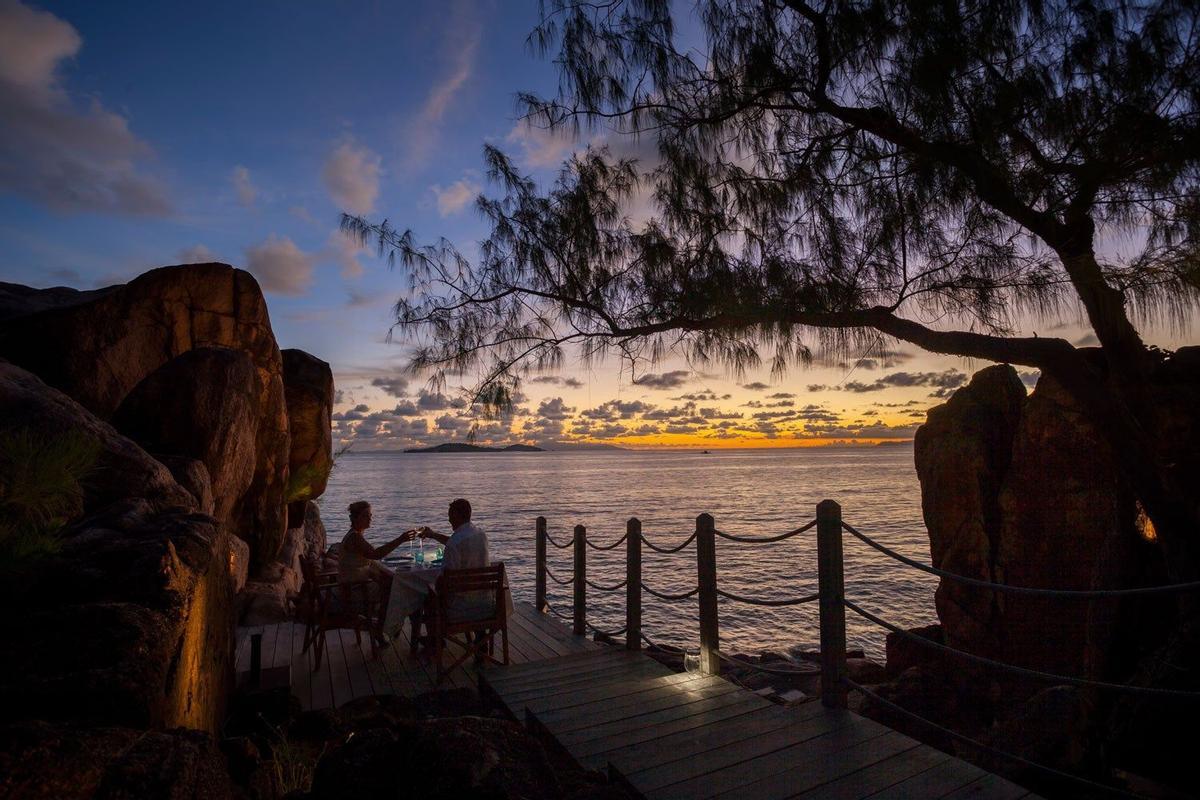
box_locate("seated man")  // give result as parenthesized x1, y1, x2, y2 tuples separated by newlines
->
(413, 498, 492, 650)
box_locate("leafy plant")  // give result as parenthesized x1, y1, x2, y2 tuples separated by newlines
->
(0, 428, 100, 578)
(285, 442, 352, 504)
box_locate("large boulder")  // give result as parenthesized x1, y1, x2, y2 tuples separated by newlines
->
(915, 364, 1163, 689)
(0, 360, 194, 515)
(113, 347, 260, 533)
(1, 502, 235, 734)
(282, 349, 334, 526)
(914, 365, 1026, 658)
(0, 264, 290, 570)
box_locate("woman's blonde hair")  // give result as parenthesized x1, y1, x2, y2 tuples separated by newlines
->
(348, 500, 371, 520)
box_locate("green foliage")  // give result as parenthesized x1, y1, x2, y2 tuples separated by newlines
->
(285, 442, 352, 504)
(342, 0, 1199, 411)
(0, 428, 100, 577)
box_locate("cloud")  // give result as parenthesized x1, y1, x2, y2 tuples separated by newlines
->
(431, 177, 480, 216)
(841, 370, 967, 394)
(244, 235, 314, 296)
(416, 389, 467, 411)
(324, 228, 367, 278)
(402, 2, 481, 168)
(322, 136, 381, 215)
(633, 370, 691, 390)
(505, 122, 579, 169)
(177, 244, 218, 264)
(231, 165, 256, 207)
(742, 382, 771, 391)
(0, 1, 170, 215)
(371, 376, 409, 398)
(530, 375, 585, 389)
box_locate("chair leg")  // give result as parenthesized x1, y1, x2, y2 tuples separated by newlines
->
(502, 626, 509, 665)
(313, 630, 325, 671)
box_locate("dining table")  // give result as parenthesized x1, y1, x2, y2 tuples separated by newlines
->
(380, 552, 514, 639)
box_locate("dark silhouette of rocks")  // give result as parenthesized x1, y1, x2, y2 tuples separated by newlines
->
(0, 264, 291, 570)
(113, 347, 260, 535)
(281, 348, 334, 527)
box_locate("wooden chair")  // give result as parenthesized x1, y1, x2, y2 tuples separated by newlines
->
(430, 563, 509, 684)
(297, 556, 385, 670)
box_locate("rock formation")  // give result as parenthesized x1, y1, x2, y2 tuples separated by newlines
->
(113, 347, 260, 533)
(282, 349, 334, 528)
(914, 364, 1161, 685)
(0, 264, 290, 570)
(0, 362, 234, 733)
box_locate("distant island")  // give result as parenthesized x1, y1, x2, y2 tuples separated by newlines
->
(403, 443, 544, 453)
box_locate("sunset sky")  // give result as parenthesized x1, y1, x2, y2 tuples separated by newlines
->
(1, 1, 1192, 450)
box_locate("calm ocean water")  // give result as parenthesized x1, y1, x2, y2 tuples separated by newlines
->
(319, 444, 938, 661)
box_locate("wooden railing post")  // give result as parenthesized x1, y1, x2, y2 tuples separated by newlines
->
(535, 516, 547, 613)
(626, 518, 642, 651)
(817, 500, 848, 708)
(696, 513, 720, 675)
(573, 524, 587, 636)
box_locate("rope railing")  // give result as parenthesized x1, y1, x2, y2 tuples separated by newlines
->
(585, 533, 628, 551)
(641, 582, 700, 602)
(544, 600, 573, 621)
(714, 519, 817, 544)
(585, 621, 628, 638)
(715, 588, 820, 607)
(844, 598, 1200, 699)
(639, 531, 697, 554)
(585, 577, 627, 592)
(846, 679, 1142, 798)
(715, 650, 820, 675)
(543, 565, 574, 586)
(544, 530, 572, 550)
(842, 521, 1200, 597)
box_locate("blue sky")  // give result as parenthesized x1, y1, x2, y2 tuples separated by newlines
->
(1, 1, 1192, 450)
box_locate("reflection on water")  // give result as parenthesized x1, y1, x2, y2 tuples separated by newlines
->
(320, 444, 938, 661)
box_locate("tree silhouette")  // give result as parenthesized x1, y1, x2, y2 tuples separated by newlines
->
(344, 1, 1199, 578)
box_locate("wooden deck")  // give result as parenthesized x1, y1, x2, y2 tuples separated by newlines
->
(234, 600, 602, 708)
(238, 603, 1037, 799)
(482, 649, 1040, 800)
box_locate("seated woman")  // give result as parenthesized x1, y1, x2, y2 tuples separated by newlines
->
(339, 501, 416, 594)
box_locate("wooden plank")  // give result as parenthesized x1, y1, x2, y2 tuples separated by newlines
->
(863, 754, 987, 800)
(649, 717, 896, 800)
(527, 672, 723, 720)
(326, 630, 356, 708)
(557, 688, 771, 748)
(486, 650, 640, 691)
(501, 661, 674, 708)
(339, 629, 375, 699)
(289, 622, 313, 711)
(505, 615, 567, 662)
(940, 773, 1032, 800)
(507, 610, 590, 658)
(675, 728, 918, 800)
(309, 632, 335, 710)
(620, 705, 854, 789)
(792, 742, 952, 800)
(234, 625, 262, 672)
(573, 702, 801, 761)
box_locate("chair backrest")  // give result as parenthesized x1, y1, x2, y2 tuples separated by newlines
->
(435, 562, 506, 622)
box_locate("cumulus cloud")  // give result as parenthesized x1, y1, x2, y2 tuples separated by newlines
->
(244, 235, 314, 296)
(530, 375, 584, 389)
(505, 122, 579, 169)
(633, 370, 690, 390)
(371, 376, 409, 398)
(431, 177, 480, 216)
(742, 382, 771, 391)
(0, 1, 170, 215)
(177, 244, 218, 264)
(841, 370, 967, 394)
(231, 165, 256, 207)
(322, 137, 381, 215)
(324, 227, 367, 279)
